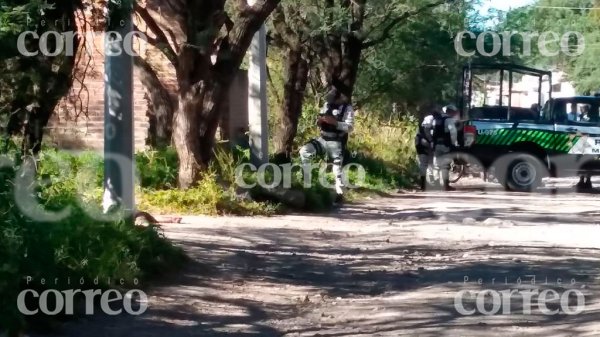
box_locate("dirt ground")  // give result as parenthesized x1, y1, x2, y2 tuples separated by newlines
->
(32, 178, 600, 337)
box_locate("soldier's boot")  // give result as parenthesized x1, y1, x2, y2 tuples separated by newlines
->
(585, 177, 593, 189)
(576, 176, 585, 189)
(576, 176, 590, 191)
(419, 176, 427, 191)
(443, 179, 456, 191)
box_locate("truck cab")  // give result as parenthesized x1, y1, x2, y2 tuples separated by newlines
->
(457, 63, 600, 191)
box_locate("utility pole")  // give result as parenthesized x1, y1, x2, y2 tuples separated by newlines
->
(102, 0, 135, 220)
(247, 0, 269, 165)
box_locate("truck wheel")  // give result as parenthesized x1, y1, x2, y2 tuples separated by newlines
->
(499, 154, 545, 192)
(449, 160, 466, 183)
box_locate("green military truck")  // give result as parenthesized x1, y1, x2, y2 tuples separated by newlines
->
(457, 63, 600, 192)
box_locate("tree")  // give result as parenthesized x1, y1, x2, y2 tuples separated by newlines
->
(268, 0, 455, 159)
(312, 0, 454, 100)
(269, 3, 312, 160)
(134, 0, 280, 188)
(355, 3, 470, 117)
(494, 0, 600, 93)
(571, 0, 600, 93)
(0, 0, 84, 157)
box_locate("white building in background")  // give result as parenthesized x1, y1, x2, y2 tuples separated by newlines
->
(474, 70, 576, 108)
(542, 71, 577, 99)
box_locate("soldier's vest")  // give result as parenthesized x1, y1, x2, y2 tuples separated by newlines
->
(320, 103, 348, 141)
(432, 114, 451, 147)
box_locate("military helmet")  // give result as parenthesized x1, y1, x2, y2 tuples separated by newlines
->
(443, 104, 458, 114)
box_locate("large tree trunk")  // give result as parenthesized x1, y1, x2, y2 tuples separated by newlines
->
(273, 48, 309, 161)
(172, 44, 230, 188)
(311, 0, 366, 101)
(136, 57, 175, 148)
(12, 67, 76, 158)
(22, 106, 52, 155)
(2, 1, 80, 178)
(317, 30, 363, 102)
(172, 92, 202, 188)
(21, 57, 76, 156)
(173, 83, 228, 188)
(136, 0, 280, 188)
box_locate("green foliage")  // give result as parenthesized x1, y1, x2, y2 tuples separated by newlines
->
(16, 146, 278, 217)
(347, 114, 419, 190)
(139, 171, 280, 216)
(354, 1, 473, 116)
(495, 0, 600, 94)
(138, 145, 281, 216)
(0, 151, 186, 334)
(1, 0, 94, 157)
(0, 0, 45, 58)
(135, 147, 179, 190)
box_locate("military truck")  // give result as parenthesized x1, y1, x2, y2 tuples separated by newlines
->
(456, 63, 600, 192)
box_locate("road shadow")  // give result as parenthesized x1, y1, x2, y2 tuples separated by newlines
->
(34, 198, 600, 336)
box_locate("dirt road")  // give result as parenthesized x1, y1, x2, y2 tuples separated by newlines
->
(36, 179, 600, 337)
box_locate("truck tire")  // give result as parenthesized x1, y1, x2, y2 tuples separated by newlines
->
(497, 154, 545, 192)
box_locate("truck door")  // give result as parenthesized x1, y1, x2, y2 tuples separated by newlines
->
(533, 99, 558, 154)
(554, 100, 600, 155)
(550, 99, 575, 155)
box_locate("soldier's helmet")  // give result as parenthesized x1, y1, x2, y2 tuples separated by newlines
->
(325, 88, 339, 104)
(443, 104, 458, 114)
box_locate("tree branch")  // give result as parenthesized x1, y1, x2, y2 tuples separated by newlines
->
(246, 0, 280, 16)
(134, 56, 175, 146)
(134, 56, 174, 110)
(134, 3, 179, 66)
(272, 6, 300, 48)
(362, 0, 449, 48)
(224, 0, 281, 67)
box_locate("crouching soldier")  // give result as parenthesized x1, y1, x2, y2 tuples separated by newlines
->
(300, 88, 355, 204)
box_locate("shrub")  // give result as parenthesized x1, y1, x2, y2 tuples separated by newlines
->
(135, 147, 179, 190)
(138, 146, 281, 216)
(346, 114, 419, 191)
(138, 171, 279, 216)
(0, 154, 186, 335)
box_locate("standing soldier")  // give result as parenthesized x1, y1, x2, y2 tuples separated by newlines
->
(414, 108, 440, 191)
(432, 104, 460, 191)
(300, 88, 355, 203)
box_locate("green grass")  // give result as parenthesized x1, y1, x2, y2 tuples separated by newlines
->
(0, 151, 187, 334)
(347, 115, 419, 192)
(138, 172, 281, 216)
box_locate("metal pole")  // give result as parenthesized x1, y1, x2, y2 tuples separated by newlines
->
(102, 1, 135, 220)
(548, 73, 553, 100)
(508, 70, 513, 120)
(467, 66, 473, 114)
(248, 0, 269, 166)
(538, 75, 543, 108)
(456, 66, 468, 118)
(499, 70, 504, 107)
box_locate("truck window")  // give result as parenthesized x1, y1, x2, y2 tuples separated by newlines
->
(575, 104, 599, 124)
(559, 100, 600, 126)
(553, 101, 568, 123)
